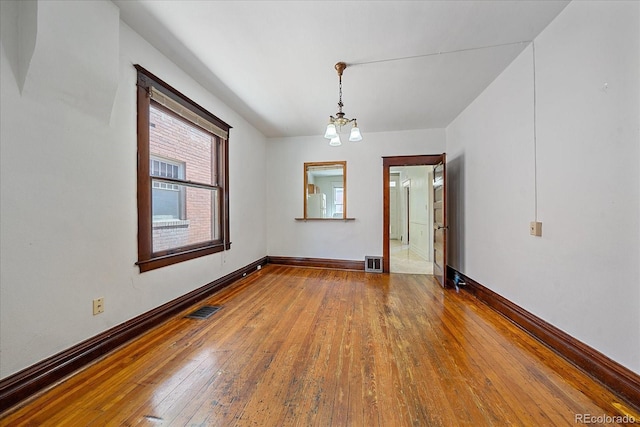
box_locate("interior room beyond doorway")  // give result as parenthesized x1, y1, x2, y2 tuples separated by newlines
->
(389, 165, 434, 274)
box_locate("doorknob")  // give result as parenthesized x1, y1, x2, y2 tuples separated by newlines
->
(437, 225, 448, 230)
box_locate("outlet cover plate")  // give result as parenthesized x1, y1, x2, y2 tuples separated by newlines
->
(93, 297, 104, 315)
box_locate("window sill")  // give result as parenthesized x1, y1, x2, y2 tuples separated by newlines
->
(152, 219, 189, 229)
(137, 242, 229, 272)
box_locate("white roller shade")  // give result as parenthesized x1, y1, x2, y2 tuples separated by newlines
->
(150, 87, 228, 139)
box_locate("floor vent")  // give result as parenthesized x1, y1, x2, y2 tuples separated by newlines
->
(365, 256, 383, 273)
(185, 305, 221, 320)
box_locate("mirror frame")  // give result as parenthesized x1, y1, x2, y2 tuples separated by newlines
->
(303, 161, 347, 220)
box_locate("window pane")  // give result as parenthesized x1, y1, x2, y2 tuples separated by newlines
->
(149, 104, 214, 186)
(152, 182, 220, 253)
(152, 185, 181, 220)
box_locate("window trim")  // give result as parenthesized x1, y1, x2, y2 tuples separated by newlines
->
(135, 65, 231, 272)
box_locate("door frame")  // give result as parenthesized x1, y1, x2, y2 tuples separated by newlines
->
(382, 154, 446, 273)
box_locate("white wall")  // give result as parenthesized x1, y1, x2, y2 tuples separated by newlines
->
(0, 0, 267, 378)
(446, 1, 639, 373)
(266, 130, 445, 260)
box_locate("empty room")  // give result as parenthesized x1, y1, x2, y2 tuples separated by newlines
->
(1, 0, 638, 425)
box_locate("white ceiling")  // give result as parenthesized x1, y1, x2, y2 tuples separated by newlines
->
(114, 0, 569, 138)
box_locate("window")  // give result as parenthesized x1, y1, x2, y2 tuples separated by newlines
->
(136, 65, 231, 272)
(151, 157, 185, 222)
(333, 186, 344, 215)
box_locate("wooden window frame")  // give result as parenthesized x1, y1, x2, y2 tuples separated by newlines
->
(135, 65, 231, 273)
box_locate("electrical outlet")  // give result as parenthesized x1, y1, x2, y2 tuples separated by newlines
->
(93, 297, 104, 315)
(530, 221, 542, 237)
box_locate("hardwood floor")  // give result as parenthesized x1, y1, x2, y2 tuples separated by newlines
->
(2, 265, 638, 426)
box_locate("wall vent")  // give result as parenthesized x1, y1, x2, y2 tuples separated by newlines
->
(365, 256, 383, 273)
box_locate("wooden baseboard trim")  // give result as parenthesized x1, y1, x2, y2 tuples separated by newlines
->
(267, 256, 365, 271)
(446, 265, 640, 410)
(0, 257, 269, 413)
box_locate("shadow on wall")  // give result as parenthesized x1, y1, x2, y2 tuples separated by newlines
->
(447, 153, 465, 272)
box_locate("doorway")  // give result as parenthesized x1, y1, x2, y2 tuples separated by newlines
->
(389, 166, 433, 275)
(382, 154, 447, 287)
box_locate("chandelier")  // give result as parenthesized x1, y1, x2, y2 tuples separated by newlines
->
(323, 62, 362, 146)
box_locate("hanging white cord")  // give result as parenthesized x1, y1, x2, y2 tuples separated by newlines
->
(350, 40, 531, 66)
(532, 41, 539, 222)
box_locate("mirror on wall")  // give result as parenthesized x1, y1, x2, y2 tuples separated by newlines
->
(304, 161, 346, 219)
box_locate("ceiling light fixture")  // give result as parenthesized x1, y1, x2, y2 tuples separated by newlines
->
(324, 62, 362, 145)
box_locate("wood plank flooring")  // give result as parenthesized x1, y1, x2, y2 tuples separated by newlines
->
(2, 265, 638, 426)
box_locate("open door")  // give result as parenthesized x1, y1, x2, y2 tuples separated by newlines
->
(432, 158, 447, 287)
